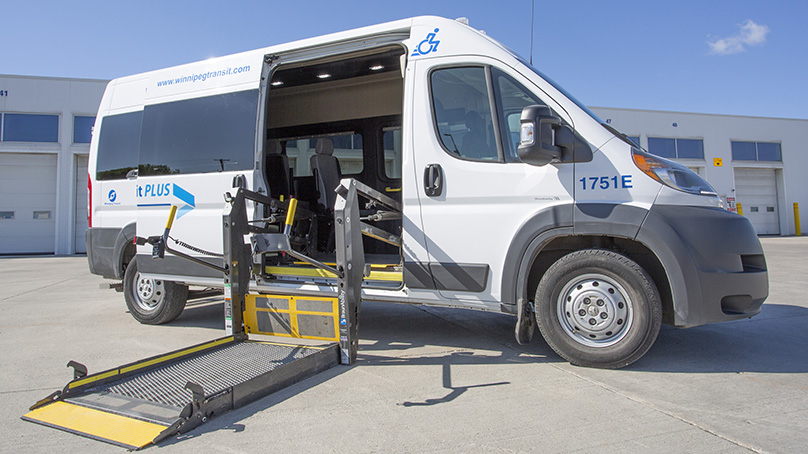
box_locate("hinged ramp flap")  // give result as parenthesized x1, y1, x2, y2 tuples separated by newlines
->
(23, 401, 167, 450)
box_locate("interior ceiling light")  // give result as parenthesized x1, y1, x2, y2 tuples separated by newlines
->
(270, 81, 284, 86)
(369, 65, 384, 71)
(316, 73, 331, 79)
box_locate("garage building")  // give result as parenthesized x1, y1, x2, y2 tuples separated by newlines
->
(0, 75, 805, 255)
(0, 75, 106, 255)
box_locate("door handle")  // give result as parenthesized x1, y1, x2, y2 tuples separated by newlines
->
(424, 164, 443, 197)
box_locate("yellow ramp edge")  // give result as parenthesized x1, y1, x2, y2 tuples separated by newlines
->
(23, 401, 168, 450)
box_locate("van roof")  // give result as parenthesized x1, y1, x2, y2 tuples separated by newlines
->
(112, 16, 471, 84)
(102, 16, 520, 111)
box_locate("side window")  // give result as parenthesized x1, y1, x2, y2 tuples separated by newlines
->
(96, 111, 142, 180)
(430, 67, 499, 161)
(284, 132, 363, 177)
(382, 127, 402, 179)
(139, 90, 258, 176)
(491, 68, 549, 162)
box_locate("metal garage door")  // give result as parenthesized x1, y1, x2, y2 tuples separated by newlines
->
(0, 153, 58, 254)
(75, 154, 89, 253)
(734, 167, 779, 235)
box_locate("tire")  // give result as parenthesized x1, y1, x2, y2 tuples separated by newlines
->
(535, 249, 661, 369)
(123, 257, 188, 325)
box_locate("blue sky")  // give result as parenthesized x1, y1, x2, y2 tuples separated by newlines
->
(4, 0, 806, 118)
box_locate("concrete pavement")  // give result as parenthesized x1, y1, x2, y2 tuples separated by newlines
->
(1, 237, 806, 453)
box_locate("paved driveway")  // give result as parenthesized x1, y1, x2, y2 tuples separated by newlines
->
(1, 237, 806, 452)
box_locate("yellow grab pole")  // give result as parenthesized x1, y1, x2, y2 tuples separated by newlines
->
(163, 205, 178, 240)
(737, 202, 743, 216)
(284, 198, 298, 236)
(795, 203, 801, 236)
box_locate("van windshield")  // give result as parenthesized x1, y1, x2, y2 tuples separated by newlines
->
(515, 56, 603, 125)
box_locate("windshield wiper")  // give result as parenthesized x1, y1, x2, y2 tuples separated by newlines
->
(601, 123, 640, 148)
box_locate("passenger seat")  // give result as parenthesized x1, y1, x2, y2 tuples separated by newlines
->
(310, 138, 341, 212)
(265, 139, 291, 199)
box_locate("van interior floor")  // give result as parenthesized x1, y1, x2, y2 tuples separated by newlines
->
(265, 253, 402, 287)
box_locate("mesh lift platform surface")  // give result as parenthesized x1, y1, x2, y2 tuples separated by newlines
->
(23, 336, 339, 449)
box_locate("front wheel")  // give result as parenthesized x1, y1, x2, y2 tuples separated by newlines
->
(123, 257, 188, 325)
(535, 249, 661, 369)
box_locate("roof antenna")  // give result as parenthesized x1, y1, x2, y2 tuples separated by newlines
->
(530, 0, 535, 65)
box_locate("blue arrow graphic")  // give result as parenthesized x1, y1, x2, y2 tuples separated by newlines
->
(173, 184, 195, 218)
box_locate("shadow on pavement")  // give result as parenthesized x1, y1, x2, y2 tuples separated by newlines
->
(158, 299, 808, 378)
(158, 363, 353, 447)
(161, 298, 224, 330)
(359, 301, 808, 375)
(154, 301, 807, 446)
(627, 303, 808, 374)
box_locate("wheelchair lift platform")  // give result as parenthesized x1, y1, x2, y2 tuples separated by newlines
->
(23, 335, 338, 449)
(23, 179, 396, 449)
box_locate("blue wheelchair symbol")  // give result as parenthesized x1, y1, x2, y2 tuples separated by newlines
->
(412, 28, 441, 56)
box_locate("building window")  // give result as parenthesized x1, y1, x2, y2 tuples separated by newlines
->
(647, 137, 704, 159)
(1, 113, 59, 143)
(647, 138, 676, 158)
(73, 116, 95, 144)
(731, 141, 782, 162)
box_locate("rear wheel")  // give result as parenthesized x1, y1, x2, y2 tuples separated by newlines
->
(123, 257, 188, 324)
(535, 249, 661, 369)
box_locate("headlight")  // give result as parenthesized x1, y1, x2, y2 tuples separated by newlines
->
(631, 147, 717, 196)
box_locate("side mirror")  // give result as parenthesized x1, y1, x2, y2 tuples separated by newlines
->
(518, 105, 563, 166)
(517, 105, 592, 166)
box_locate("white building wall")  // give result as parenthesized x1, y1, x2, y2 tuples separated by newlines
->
(591, 107, 808, 235)
(0, 75, 108, 254)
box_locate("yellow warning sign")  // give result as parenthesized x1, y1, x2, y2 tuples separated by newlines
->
(714, 158, 723, 167)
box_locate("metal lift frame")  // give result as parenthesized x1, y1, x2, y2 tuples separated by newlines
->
(23, 178, 402, 449)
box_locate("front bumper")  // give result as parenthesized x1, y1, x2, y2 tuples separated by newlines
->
(637, 205, 768, 327)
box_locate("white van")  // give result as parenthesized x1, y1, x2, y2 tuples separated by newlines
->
(87, 16, 767, 368)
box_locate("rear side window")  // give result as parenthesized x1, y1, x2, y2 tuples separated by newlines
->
(139, 90, 258, 176)
(382, 127, 402, 179)
(96, 111, 142, 180)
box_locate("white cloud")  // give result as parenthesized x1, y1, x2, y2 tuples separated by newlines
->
(708, 19, 770, 55)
